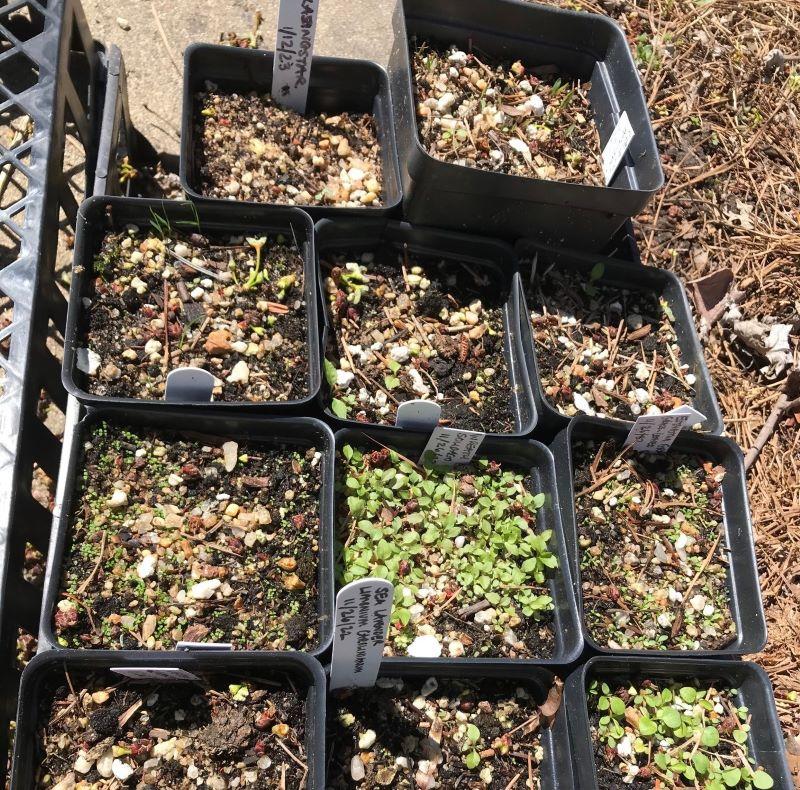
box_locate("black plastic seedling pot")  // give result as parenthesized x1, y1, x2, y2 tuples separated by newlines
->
(333, 426, 583, 665)
(515, 240, 724, 440)
(11, 650, 326, 789)
(565, 656, 793, 790)
(388, 0, 664, 251)
(181, 44, 402, 219)
(326, 661, 575, 789)
(317, 217, 537, 437)
(63, 195, 321, 411)
(551, 415, 767, 658)
(38, 406, 336, 658)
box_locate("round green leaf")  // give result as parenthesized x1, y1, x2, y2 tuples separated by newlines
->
(752, 770, 774, 789)
(465, 751, 481, 770)
(692, 752, 710, 775)
(701, 725, 720, 747)
(679, 686, 697, 704)
(722, 768, 741, 787)
(660, 707, 682, 729)
(609, 696, 626, 717)
(638, 716, 657, 736)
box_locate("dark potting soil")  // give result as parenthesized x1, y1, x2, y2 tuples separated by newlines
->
(323, 249, 514, 433)
(412, 39, 604, 185)
(524, 265, 696, 421)
(34, 671, 308, 788)
(77, 225, 309, 402)
(573, 440, 735, 651)
(337, 445, 557, 659)
(193, 88, 384, 208)
(54, 421, 322, 651)
(327, 676, 549, 789)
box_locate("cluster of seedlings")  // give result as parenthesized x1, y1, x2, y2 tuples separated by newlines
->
(54, 421, 322, 651)
(194, 86, 384, 208)
(35, 671, 309, 789)
(328, 676, 561, 788)
(412, 40, 604, 184)
(324, 248, 513, 432)
(573, 439, 735, 651)
(76, 218, 309, 402)
(589, 677, 774, 788)
(523, 262, 698, 421)
(337, 444, 557, 659)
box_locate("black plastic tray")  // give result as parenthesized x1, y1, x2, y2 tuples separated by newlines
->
(11, 649, 327, 789)
(516, 240, 724, 440)
(551, 415, 767, 657)
(327, 661, 575, 789)
(317, 217, 537, 437)
(565, 656, 793, 790)
(333, 426, 583, 665)
(37, 406, 336, 658)
(62, 195, 322, 411)
(387, 0, 664, 251)
(180, 44, 402, 220)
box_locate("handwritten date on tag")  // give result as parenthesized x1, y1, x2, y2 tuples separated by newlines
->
(624, 405, 706, 454)
(272, 0, 320, 113)
(602, 111, 635, 185)
(330, 579, 393, 691)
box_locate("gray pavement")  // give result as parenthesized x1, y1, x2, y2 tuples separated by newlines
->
(83, 0, 396, 156)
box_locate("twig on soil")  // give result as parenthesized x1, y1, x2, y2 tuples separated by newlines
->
(149, 0, 180, 75)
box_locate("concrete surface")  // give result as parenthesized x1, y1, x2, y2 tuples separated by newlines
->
(82, 0, 396, 156)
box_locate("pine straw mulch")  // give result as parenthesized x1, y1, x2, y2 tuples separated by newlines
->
(533, 0, 800, 779)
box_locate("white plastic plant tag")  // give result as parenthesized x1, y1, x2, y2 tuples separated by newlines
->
(602, 111, 635, 185)
(164, 367, 214, 402)
(175, 642, 233, 651)
(329, 578, 393, 691)
(111, 667, 201, 682)
(421, 426, 486, 466)
(624, 404, 707, 454)
(272, 0, 320, 113)
(395, 399, 441, 431)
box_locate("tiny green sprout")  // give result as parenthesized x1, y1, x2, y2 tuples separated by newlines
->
(464, 751, 481, 770)
(228, 683, 250, 701)
(243, 236, 268, 291)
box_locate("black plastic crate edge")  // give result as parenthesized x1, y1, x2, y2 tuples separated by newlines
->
(550, 414, 767, 657)
(37, 406, 336, 659)
(514, 243, 724, 438)
(314, 217, 538, 438)
(60, 194, 323, 411)
(332, 424, 584, 665)
(325, 660, 575, 790)
(180, 43, 403, 220)
(11, 649, 327, 790)
(564, 656, 793, 790)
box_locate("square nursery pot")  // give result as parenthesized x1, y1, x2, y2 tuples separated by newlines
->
(11, 650, 326, 789)
(181, 43, 402, 219)
(317, 217, 536, 438)
(326, 662, 574, 789)
(38, 406, 336, 658)
(565, 656, 793, 790)
(551, 415, 767, 658)
(515, 240, 723, 440)
(388, 0, 664, 251)
(333, 426, 582, 665)
(62, 195, 321, 411)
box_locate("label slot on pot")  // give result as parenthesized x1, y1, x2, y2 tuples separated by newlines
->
(624, 404, 707, 453)
(111, 667, 201, 682)
(175, 641, 233, 651)
(395, 399, 486, 466)
(602, 111, 635, 185)
(272, 0, 320, 113)
(330, 578, 393, 691)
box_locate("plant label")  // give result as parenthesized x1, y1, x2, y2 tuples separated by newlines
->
(421, 426, 486, 466)
(111, 667, 201, 682)
(624, 404, 707, 453)
(395, 399, 442, 431)
(330, 578, 393, 691)
(602, 111, 635, 185)
(164, 367, 214, 402)
(272, 0, 320, 113)
(175, 641, 233, 651)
